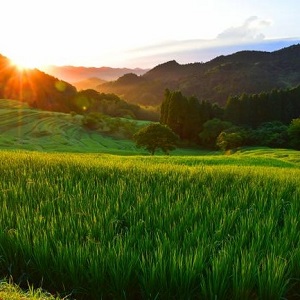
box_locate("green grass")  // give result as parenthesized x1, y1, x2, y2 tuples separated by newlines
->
(0, 149, 299, 299)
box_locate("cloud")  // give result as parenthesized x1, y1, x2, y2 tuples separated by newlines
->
(217, 16, 272, 41)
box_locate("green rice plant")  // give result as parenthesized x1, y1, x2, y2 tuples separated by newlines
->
(232, 250, 258, 299)
(257, 254, 290, 299)
(200, 245, 234, 299)
(0, 149, 299, 299)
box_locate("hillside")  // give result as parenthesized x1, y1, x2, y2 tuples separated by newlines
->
(96, 44, 300, 106)
(0, 99, 141, 154)
(43, 65, 149, 83)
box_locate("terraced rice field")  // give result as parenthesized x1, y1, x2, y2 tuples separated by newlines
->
(0, 99, 139, 153)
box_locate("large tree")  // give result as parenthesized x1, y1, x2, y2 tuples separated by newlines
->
(166, 91, 188, 138)
(133, 123, 178, 155)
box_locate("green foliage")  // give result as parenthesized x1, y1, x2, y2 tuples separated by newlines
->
(82, 112, 143, 139)
(165, 91, 188, 138)
(0, 150, 299, 298)
(82, 112, 104, 130)
(288, 118, 300, 149)
(225, 85, 300, 127)
(199, 118, 233, 148)
(160, 90, 221, 141)
(162, 86, 299, 148)
(133, 123, 178, 155)
(72, 89, 159, 121)
(217, 131, 244, 151)
(254, 121, 289, 148)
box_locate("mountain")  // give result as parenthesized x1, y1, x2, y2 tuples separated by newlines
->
(73, 77, 107, 91)
(42, 65, 149, 83)
(0, 54, 77, 112)
(96, 44, 300, 106)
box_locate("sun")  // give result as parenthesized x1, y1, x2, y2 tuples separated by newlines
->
(10, 56, 42, 71)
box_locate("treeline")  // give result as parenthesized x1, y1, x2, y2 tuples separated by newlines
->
(225, 85, 300, 126)
(161, 87, 300, 150)
(160, 89, 222, 140)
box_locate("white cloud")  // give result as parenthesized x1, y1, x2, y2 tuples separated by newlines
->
(217, 16, 272, 41)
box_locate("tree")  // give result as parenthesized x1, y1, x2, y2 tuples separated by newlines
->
(160, 90, 223, 142)
(160, 89, 171, 124)
(216, 131, 244, 151)
(255, 121, 289, 148)
(288, 118, 300, 150)
(133, 123, 178, 155)
(166, 91, 188, 138)
(199, 118, 233, 148)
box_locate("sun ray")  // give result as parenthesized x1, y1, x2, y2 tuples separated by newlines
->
(9, 55, 42, 71)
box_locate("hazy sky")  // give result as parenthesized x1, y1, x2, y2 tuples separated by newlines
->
(0, 0, 299, 68)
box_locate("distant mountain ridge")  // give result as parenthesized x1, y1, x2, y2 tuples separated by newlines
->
(96, 44, 300, 106)
(73, 77, 107, 91)
(43, 65, 149, 83)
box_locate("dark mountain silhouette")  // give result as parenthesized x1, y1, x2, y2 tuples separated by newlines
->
(97, 44, 300, 106)
(0, 54, 77, 112)
(43, 65, 149, 83)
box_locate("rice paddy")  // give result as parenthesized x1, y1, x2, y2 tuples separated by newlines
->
(0, 150, 299, 299)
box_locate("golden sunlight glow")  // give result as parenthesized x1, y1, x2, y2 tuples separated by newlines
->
(10, 56, 40, 71)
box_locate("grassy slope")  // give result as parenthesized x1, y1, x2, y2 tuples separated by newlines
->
(0, 99, 141, 154)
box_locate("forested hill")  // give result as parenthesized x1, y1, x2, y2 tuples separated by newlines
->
(0, 54, 77, 112)
(97, 44, 300, 106)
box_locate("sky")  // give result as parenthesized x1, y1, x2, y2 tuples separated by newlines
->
(0, 0, 299, 69)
